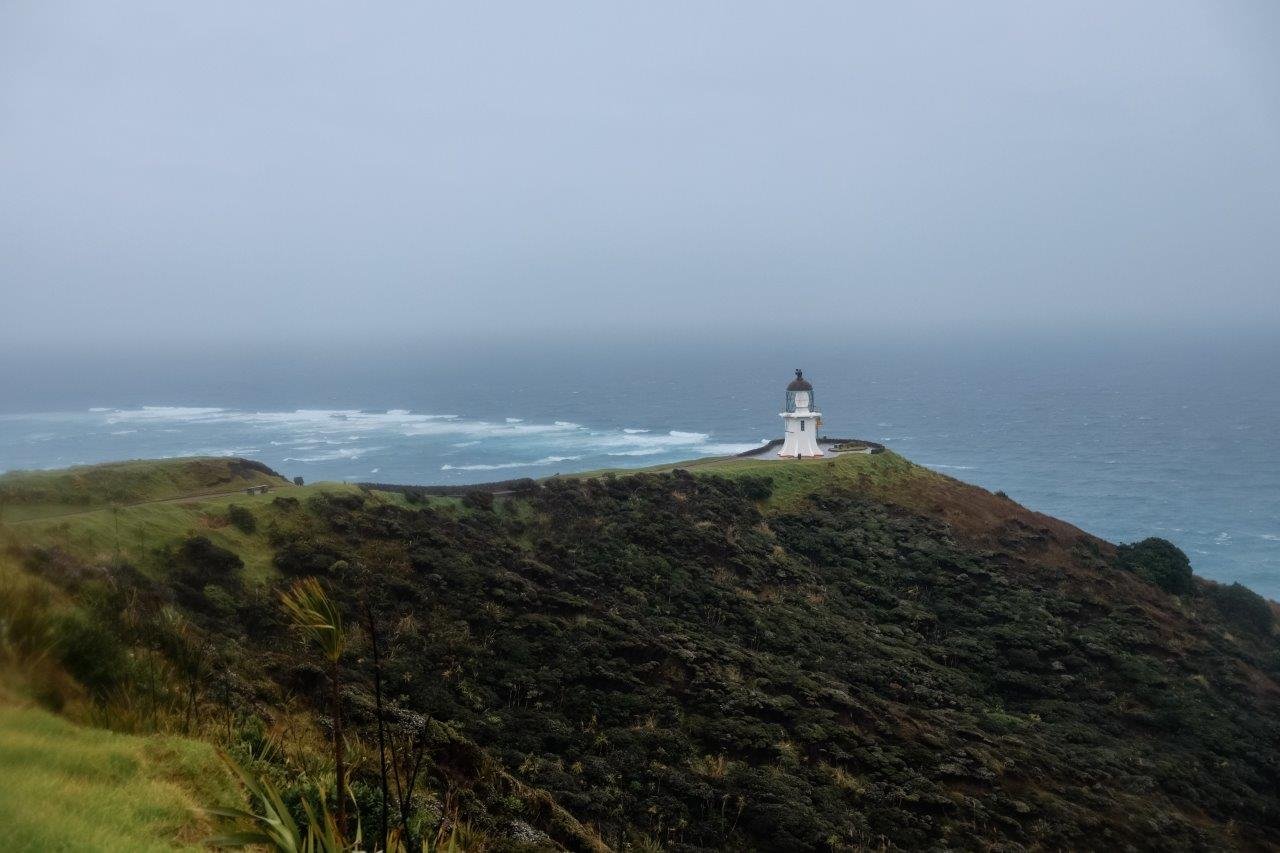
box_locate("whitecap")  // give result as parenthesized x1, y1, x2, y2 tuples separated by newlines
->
(441, 455, 582, 472)
(506, 418, 524, 423)
(700, 442, 762, 456)
(105, 406, 226, 423)
(623, 428, 650, 434)
(284, 446, 384, 463)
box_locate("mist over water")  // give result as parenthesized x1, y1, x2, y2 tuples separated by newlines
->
(1, 332, 1277, 598)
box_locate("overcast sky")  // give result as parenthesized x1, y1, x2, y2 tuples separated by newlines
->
(2, 2, 1279, 350)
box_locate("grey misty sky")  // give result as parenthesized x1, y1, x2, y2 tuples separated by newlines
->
(2, 1, 1279, 348)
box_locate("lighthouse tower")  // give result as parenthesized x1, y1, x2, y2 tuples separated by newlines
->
(779, 369, 823, 458)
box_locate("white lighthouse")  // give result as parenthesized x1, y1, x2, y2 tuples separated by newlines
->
(779, 369, 823, 458)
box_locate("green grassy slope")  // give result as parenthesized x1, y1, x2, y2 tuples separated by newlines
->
(0, 457, 411, 582)
(0, 456, 290, 522)
(0, 703, 236, 852)
(2, 481, 375, 584)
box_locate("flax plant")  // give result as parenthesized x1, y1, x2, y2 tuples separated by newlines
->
(280, 577, 350, 840)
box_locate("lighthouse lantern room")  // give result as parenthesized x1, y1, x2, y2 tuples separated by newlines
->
(779, 369, 823, 458)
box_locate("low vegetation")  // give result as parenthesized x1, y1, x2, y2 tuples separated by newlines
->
(0, 457, 286, 521)
(0, 703, 235, 852)
(0, 454, 1277, 850)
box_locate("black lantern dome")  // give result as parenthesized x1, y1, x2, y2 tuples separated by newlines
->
(786, 369, 812, 392)
(784, 369, 815, 413)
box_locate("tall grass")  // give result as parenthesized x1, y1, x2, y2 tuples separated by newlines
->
(0, 703, 235, 852)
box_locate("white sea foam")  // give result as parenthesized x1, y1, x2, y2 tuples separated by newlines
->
(285, 446, 384, 463)
(701, 442, 761, 455)
(103, 406, 226, 423)
(167, 447, 262, 459)
(56, 403, 756, 474)
(924, 463, 976, 470)
(442, 455, 582, 471)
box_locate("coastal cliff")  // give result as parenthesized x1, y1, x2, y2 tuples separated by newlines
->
(0, 453, 1276, 851)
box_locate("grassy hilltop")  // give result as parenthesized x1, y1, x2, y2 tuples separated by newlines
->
(0, 457, 288, 521)
(0, 452, 1277, 851)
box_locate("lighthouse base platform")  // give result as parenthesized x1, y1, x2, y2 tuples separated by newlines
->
(734, 437, 886, 460)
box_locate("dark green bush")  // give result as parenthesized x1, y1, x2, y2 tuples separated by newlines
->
(227, 503, 257, 534)
(738, 475, 775, 502)
(1209, 582, 1273, 635)
(1117, 537, 1193, 595)
(172, 535, 244, 589)
(54, 610, 124, 694)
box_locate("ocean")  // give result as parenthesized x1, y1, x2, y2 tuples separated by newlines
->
(2, 333, 1277, 599)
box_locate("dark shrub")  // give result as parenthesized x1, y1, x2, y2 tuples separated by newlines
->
(1118, 538, 1193, 595)
(307, 492, 365, 514)
(172, 535, 244, 588)
(462, 490, 495, 512)
(54, 610, 124, 694)
(273, 535, 345, 577)
(293, 476, 305, 486)
(226, 504, 257, 534)
(1209, 582, 1273, 635)
(738, 475, 775, 502)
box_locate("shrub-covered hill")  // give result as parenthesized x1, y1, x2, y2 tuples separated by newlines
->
(2, 453, 1278, 851)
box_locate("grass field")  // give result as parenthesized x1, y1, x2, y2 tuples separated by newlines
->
(0, 703, 237, 852)
(0, 455, 450, 586)
(0, 457, 290, 522)
(1, 480, 406, 584)
(570, 448, 931, 509)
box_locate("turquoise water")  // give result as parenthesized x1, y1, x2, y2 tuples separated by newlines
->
(1, 334, 1277, 598)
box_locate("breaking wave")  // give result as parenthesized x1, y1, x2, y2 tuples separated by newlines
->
(442, 455, 582, 471)
(22, 405, 761, 480)
(284, 446, 385, 463)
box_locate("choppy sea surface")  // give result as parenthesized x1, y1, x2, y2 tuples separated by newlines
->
(1, 335, 1277, 598)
